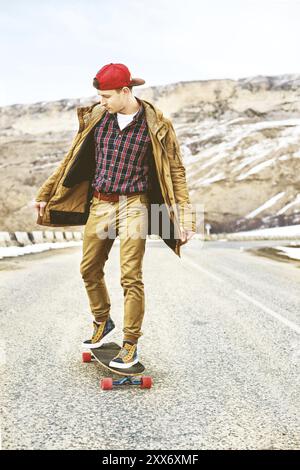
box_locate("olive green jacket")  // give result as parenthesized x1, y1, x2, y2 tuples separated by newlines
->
(35, 98, 196, 257)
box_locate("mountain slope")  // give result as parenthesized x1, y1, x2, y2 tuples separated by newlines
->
(1, 74, 300, 232)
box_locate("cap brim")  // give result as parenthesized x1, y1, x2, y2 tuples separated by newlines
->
(129, 78, 145, 86)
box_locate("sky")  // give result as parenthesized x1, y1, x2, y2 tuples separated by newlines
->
(1, 0, 300, 106)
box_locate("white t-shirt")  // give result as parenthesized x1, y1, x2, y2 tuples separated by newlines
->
(117, 106, 140, 131)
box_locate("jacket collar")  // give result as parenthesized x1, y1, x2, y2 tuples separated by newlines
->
(77, 98, 168, 141)
(142, 98, 168, 140)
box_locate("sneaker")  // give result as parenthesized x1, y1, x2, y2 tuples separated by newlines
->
(82, 317, 115, 349)
(109, 341, 138, 369)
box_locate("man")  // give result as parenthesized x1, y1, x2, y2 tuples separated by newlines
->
(34, 63, 196, 369)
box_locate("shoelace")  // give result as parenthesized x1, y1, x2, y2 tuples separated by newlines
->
(92, 321, 105, 341)
(116, 343, 135, 360)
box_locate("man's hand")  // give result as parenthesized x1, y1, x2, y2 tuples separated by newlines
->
(179, 225, 196, 245)
(33, 200, 47, 217)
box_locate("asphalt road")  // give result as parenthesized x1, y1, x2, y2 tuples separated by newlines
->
(0, 239, 299, 450)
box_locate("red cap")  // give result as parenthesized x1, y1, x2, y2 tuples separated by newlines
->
(94, 63, 145, 90)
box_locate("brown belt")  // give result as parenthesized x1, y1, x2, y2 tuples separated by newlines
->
(93, 190, 147, 203)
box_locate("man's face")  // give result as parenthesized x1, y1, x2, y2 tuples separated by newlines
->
(97, 88, 128, 113)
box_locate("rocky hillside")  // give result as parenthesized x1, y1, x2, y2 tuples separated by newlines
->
(1, 74, 300, 232)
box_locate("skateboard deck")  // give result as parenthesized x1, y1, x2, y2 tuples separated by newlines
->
(82, 342, 152, 390)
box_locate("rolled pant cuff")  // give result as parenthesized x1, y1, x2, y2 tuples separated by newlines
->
(93, 313, 110, 323)
(123, 336, 138, 344)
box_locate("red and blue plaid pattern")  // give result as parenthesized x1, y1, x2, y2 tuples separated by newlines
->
(92, 97, 151, 194)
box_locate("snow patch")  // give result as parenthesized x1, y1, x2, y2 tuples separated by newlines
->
(275, 246, 300, 260)
(237, 158, 275, 180)
(245, 192, 285, 219)
(0, 241, 82, 260)
(199, 173, 225, 186)
(277, 194, 300, 215)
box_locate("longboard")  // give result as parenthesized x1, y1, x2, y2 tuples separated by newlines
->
(82, 342, 153, 390)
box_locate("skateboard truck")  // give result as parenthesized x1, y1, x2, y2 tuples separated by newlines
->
(82, 348, 153, 391)
(100, 375, 153, 390)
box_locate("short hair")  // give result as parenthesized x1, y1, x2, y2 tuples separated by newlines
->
(93, 77, 133, 92)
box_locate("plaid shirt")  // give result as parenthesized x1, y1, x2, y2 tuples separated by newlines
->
(91, 97, 151, 194)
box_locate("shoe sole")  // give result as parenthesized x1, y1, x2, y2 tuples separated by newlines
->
(82, 327, 115, 349)
(108, 357, 139, 369)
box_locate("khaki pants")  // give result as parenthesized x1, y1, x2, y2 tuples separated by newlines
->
(80, 193, 150, 343)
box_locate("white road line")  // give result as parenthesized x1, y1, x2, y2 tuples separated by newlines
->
(183, 255, 300, 336)
(182, 257, 225, 283)
(236, 289, 300, 335)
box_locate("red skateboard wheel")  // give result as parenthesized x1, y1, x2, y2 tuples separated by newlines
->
(82, 352, 92, 363)
(101, 378, 113, 390)
(140, 376, 153, 389)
